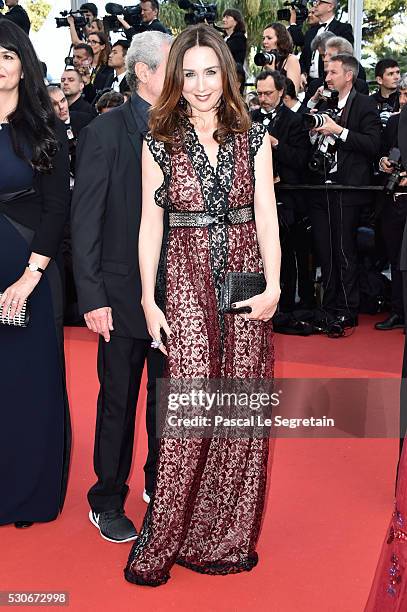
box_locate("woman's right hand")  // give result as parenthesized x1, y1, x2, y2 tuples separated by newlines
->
(142, 301, 171, 356)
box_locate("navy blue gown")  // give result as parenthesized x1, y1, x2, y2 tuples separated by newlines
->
(0, 123, 70, 524)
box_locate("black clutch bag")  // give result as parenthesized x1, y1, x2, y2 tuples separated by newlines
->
(0, 292, 30, 327)
(220, 272, 267, 314)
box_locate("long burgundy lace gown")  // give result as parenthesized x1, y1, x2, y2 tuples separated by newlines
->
(365, 444, 407, 611)
(124, 120, 275, 586)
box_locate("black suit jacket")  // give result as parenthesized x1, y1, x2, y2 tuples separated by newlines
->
(4, 5, 31, 34)
(71, 95, 149, 339)
(225, 31, 247, 65)
(310, 91, 381, 206)
(300, 19, 354, 76)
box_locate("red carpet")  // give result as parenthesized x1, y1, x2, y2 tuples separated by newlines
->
(0, 315, 404, 612)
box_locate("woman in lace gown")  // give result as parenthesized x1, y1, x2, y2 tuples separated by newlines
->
(124, 24, 281, 586)
(365, 444, 407, 611)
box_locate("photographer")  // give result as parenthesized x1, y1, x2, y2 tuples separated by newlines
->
(305, 35, 368, 104)
(299, 0, 353, 87)
(2, 0, 30, 34)
(261, 23, 301, 92)
(251, 71, 312, 311)
(374, 74, 407, 330)
(222, 9, 247, 65)
(371, 59, 400, 127)
(119, 0, 169, 39)
(308, 54, 381, 334)
(288, 4, 319, 50)
(67, 14, 104, 46)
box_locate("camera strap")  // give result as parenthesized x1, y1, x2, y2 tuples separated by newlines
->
(337, 88, 357, 128)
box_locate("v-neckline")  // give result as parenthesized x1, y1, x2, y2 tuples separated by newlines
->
(187, 121, 221, 176)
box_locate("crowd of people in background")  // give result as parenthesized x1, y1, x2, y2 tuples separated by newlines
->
(1, 0, 406, 339)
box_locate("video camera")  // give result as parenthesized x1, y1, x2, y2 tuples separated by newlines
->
(55, 9, 89, 29)
(277, 0, 308, 26)
(304, 89, 340, 174)
(385, 148, 405, 195)
(178, 0, 217, 25)
(254, 49, 283, 67)
(104, 2, 142, 33)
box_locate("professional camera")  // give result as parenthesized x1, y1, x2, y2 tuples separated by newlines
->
(304, 90, 340, 174)
(385, 148, 404, 195)
(55, 9, 88, 29)
(303, 89, 339, 129)
(277, 0, 308, 26)
(178, 0, 217, 25)
(254, 49, 282, 67)
(104, 2, 142, 33)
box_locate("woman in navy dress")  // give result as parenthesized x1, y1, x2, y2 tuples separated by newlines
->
(0, 21, 71, 528)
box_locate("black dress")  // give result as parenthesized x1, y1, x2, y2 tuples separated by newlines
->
(0, 122, 71, 525)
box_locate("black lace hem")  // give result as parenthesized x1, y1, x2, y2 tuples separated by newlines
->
(175, 552, 258, 575)
(124, 568, 170, 587)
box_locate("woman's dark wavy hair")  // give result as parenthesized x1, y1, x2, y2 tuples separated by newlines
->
(222, 9, 246, 34)
(0, 20, 58, 173)
(264, 22, 293, 57)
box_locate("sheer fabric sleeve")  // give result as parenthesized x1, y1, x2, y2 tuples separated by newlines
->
(145, 132, 171, 210)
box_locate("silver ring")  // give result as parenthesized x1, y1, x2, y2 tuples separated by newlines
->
(11, 300, 18, 304)
(151, 339, 162, 349)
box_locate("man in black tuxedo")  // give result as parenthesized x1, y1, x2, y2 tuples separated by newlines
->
(251, 71, 313, 311)
(375, 78, 407, 330)
(300, 0, 353, 85)
(105, 40, 130, 94)
(308, 54, 381, 335)
(71, 30, 172, 543)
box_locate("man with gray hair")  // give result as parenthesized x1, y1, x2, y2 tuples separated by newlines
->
(300, 0, 353, 85)
(71, 30, 172, 543)
(306, 35, 368, 103)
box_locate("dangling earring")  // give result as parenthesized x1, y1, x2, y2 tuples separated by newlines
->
(179, 95, 187, 108)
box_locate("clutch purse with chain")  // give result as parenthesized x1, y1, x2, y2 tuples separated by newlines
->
(0, 292, 30, 327)
(220, 272, 267, 314)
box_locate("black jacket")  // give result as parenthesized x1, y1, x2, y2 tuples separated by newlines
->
(225, 31, 247, 65)
(0, 120, 70, 257)
(69, 95, 95, 116)
(300, 19, 354, 77)
(71, 95, 149, 339)
(4, 5, 31, 34)
(309, 91, 382, 205)
(251, 104, 310, 184)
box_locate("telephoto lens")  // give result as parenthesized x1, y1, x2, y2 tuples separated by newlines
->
(303, 113, 326, 129)
(254, 51, 277, 67)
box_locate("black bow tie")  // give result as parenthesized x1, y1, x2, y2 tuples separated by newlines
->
(260, 110, 277, 123)
(112, 76, 118, 83)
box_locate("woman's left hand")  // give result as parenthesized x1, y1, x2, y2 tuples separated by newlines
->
(0, 271, 41, 320)
(231, 285, 281, 322)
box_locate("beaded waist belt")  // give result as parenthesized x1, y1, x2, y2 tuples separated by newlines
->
(168, 205, 254, 228)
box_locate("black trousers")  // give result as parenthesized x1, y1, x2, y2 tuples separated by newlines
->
(311, 194, 360, 318)
(380, 196, 407, 317)
(88, 335, 165, 512)
(279, 219, 314, 311)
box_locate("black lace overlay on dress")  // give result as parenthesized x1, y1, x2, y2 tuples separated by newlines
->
(182, 122, 235, 343)
(145, 132, 172, 210)
(247, 122, 267, 180)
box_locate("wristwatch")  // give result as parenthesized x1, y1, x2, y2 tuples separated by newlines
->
(27, 262, 44, 274)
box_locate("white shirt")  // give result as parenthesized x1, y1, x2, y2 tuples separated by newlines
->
(290, 100, 303, 113)
(309, 16, 335, 79)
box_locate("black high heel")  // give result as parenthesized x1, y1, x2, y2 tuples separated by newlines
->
(14, 521, 34, 528)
